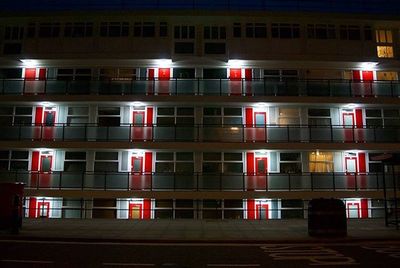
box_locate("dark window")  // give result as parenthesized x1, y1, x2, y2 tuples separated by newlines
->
(174, 25, 195, 39)
(27, 23, 36, 38)
(254, 23, 267, 38)
(271, 23, 300, 39)
(133, 22, 141, 37)
(0, 68, 22, 78)
(142, 22, 155, 37)
(3, 43, 21, 54)
(246, 23, 254, 37)
(174, 42, 194, 54)
(364, 26, 373, 40)
(159, 22, 168, 37)
(64, 22, 93, 38)
(38, 23, 60, 38)
(173, 68, 195, 78)
(100, 22, 129, 37)
(204, 26, 226, 39)
(203, 68, 227, 79)
(340, 25, 361, 40)
(233, 23, 241, 37)
(308, 109, 330, 117)
(204, 43, 226, 54)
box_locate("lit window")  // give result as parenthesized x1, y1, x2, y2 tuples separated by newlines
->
(377, 46, 394, 58)
(309, 152, 333, 172)
(376, 29, 394, 58)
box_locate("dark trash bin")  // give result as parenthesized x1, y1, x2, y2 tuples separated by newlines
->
(308, 198, 347, 237)
(0, 183, 24, 234)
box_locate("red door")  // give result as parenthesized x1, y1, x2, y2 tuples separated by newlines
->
(39, 155, 52, 188)
(244, 68, 252, 96)
(229, 68, 242, 95)
(25, 68, 36, 80)
(132, 111, 145, 141)
(37, 201, 50, 218)
(342, 112, 355, 142)
(158, 68, 170, 95)
(255, 157, 268, 190)
(229, 68, 241, 80)
(129, 203, 143, 219)
(38, 68, 47, 80)
(362, 71, 373, 81)
(43, 110, 56, 140)
(256, 204, 269, 220)
(158, 68, 170, 80)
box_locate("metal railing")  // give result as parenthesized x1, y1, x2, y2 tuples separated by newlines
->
(1, 171, 398, 192)
(1, 78, 399, 97)
(0, 123, 399, 143)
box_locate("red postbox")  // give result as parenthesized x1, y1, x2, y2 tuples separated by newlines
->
(0, 183, 24, 233)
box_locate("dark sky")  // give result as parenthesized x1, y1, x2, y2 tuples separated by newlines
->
(0, 0, 399, 14)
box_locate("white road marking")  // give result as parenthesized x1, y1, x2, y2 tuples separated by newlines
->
(207, 265, 260, 267)
(2, 239, 399, 247)
(362, 243, 400, 258)
(1, 259, 54, 264)
(260, 245, 359, 266)
(103, 263, 155, 266)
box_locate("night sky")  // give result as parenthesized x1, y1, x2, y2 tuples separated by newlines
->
(0, 0, 399, 14)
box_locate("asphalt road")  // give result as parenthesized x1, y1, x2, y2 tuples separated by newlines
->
(1, 240, 400, 267)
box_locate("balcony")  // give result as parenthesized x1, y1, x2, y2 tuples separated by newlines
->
(1, 171, 397, 192)
(0, 124, 399, 143)
(1, 78, 399, 97)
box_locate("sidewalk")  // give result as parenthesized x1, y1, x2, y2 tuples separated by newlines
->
(1, 218, 399, 243)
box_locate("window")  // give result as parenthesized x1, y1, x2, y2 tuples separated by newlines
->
(204, 26, 226, 39)
(245, 23, 267, 38)
(0, 150, 29, 171)
(97, 107, 120, 126)
(67, 107, 89, 125)
(3, 43, 22, 54)
(307, 24, 336, 39)
(64, 152, 86, 172)
(202, 152, 243, 173)
(0, 106, 32, 126)
(100, 22, 129, 37)
(204, 43, 226, 54)
(233, 23, 241, 38)
(271, 23, 300, 39)
(203, 107, 242, 125)
(264, 69, 298, 81)
(280, 153, 302, 173)
(308, 109, 331, 126)
(94, 152, 119, 172)
(56, 69, 92, 81)
(376, 29, 394, 58)
(64, 22, 93, 37)
(27, 23, 36, 38)
(174, 25, 195, 39)
(174, 42, 194, 54)
(38, 23, 60, 38)
(278, 108, 300, 125)
(339, 25, 361, 40)
(4, 26, 24, 40)
(159, 22, 168, 37)
(365, 109, 400, 127)
(155, 152, 194, 173)
(368, 153, 383, 173)
(100, 68, 137, 80)
(364, 26, 373, 41)
(133, 22, 155, 37)
(156, 107, 194, 125)
(309, 152, 333, 172)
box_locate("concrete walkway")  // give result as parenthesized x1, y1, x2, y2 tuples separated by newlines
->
(1, 218, 400, 242)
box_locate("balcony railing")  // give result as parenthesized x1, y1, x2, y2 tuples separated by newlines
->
(0, 123, 399, 143)
(1, 171, 398, 192)
(1, 78, 399, 97)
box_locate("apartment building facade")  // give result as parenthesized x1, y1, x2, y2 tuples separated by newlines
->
(0, 4, 399, 220)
